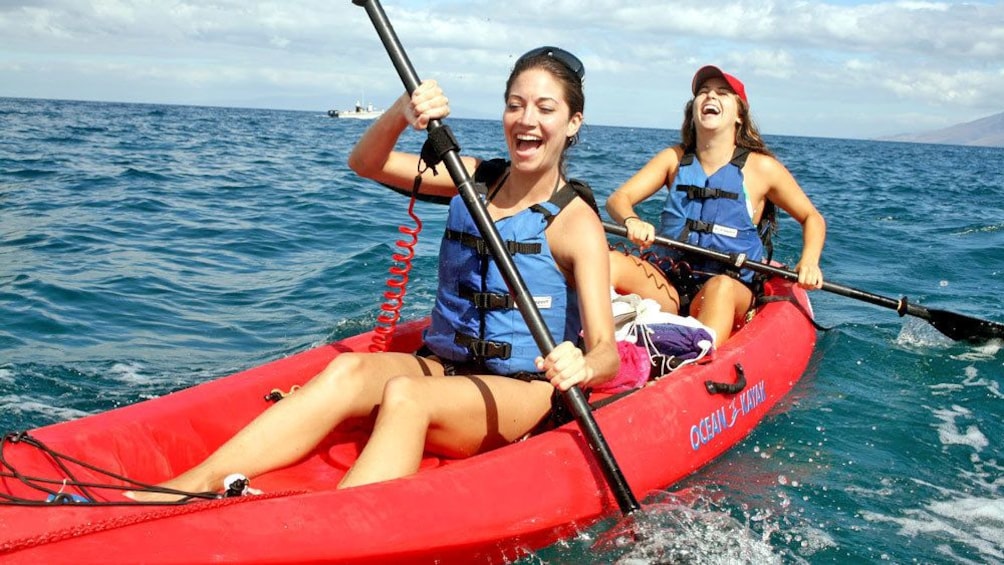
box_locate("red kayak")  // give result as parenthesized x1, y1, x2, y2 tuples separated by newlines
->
(0, 276, 816, 564)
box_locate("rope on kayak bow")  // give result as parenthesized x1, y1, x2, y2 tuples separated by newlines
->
(0, 487, 303, 557)
(0, 431, 221, 506)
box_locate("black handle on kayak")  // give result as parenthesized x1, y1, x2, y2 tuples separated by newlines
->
(604, 222, 1004, 343)
(352, 0, 640, 515)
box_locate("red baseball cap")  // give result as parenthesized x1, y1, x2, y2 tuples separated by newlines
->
(691, 65, 747, 103)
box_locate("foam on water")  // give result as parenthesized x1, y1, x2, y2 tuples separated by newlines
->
(952, 340, 1003, 362)
(894, 317, 957, 349)
(855, 397, 1004, 563)
(106, 362, 155, 385)
(932, 404, 989, 451)
(0, 396, 90, 426)
(531, 484, 842, 565)
(930, 363, 1003, 403)
(862, 495, 1004, 563)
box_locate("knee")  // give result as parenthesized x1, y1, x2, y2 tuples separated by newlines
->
(700, 275, 739, 300)
(695, 275, 752, 318)
(313, 353, 368, 392)
(379, 376, 429, 421)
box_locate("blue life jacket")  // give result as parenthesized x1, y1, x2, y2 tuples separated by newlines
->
(423, 170, 594, 375)
(658, 148, 765, 282)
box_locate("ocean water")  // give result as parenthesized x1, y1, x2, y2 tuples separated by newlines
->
(1, 97, 1002, 564)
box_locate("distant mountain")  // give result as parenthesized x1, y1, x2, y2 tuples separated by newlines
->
(878, 111, 1004, 147)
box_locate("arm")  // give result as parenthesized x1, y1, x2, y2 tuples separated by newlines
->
(347, 80, 480, 198)
(604, 146, 681, 248)
(537, 200, 620, 390)
(756, 155, 827, 289)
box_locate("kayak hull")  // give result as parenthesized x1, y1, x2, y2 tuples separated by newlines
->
(0, 277, 816, 564)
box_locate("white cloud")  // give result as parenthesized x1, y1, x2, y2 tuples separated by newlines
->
(0, 0, 1002, 138)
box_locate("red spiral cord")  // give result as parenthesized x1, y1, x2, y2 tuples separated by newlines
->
(370, 194, 423, 352)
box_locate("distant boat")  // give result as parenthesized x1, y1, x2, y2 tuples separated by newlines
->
(328, 101, 384, 120)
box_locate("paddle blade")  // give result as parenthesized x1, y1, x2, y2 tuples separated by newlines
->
(925, 308, 1004, 343)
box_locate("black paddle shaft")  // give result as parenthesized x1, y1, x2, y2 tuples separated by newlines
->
(352, 0, 640, 514)
(604, 222, 1004, 343)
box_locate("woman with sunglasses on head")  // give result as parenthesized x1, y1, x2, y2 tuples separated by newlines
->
(127, 47, 618, 501)
(606, 65, 826, 347)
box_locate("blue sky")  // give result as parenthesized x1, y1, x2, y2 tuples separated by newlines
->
(1, 1, 1002, 139)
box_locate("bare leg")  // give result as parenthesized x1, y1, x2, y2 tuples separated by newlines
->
(339, 375, 553, 489)
(608, 250, 680, 315)
(127, 352, 440, 501)
(689, 275, 754, 346)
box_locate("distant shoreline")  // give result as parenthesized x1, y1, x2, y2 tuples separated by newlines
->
(877, 110, 1004, 148)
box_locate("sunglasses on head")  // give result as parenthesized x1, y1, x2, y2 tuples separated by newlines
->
(515, 46, 585, 82)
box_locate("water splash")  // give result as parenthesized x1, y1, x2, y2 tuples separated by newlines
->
(529, 486, 836, 564)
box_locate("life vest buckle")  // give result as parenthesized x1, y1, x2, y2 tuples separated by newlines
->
(455, 332, 512, 360)
(680, 184, 740, 200)
(460, 284, 515, 310)
(471, 340, 511, 360)
(687, 219, 714, 234)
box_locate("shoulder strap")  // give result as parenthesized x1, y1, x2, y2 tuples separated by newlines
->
(553, 179, 600, 215)
(530, 179, 600, 227)
(474, 158, 510, 200)
(473, 158, 509, 187)
(681, 148, 747, 169)
(729, 147, 750, 168)
(734, 149, 778, 262)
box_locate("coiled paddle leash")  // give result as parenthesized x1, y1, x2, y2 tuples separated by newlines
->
(370, 176, 424, 352)
(369, 130, 456, 352)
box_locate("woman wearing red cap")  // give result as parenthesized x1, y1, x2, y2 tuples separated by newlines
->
(606, 65, 826, 346)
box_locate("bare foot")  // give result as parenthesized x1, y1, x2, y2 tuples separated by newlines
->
(122, 488, 203, 503)
(123, 474, 261, 503)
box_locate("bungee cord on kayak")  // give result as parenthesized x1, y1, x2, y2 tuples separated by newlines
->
(608, 239, 701, 314)
(0, 432, 227, 506)
(0, 433, 284, 508)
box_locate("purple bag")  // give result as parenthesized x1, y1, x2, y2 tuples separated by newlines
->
(632, 321, 714, 376)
